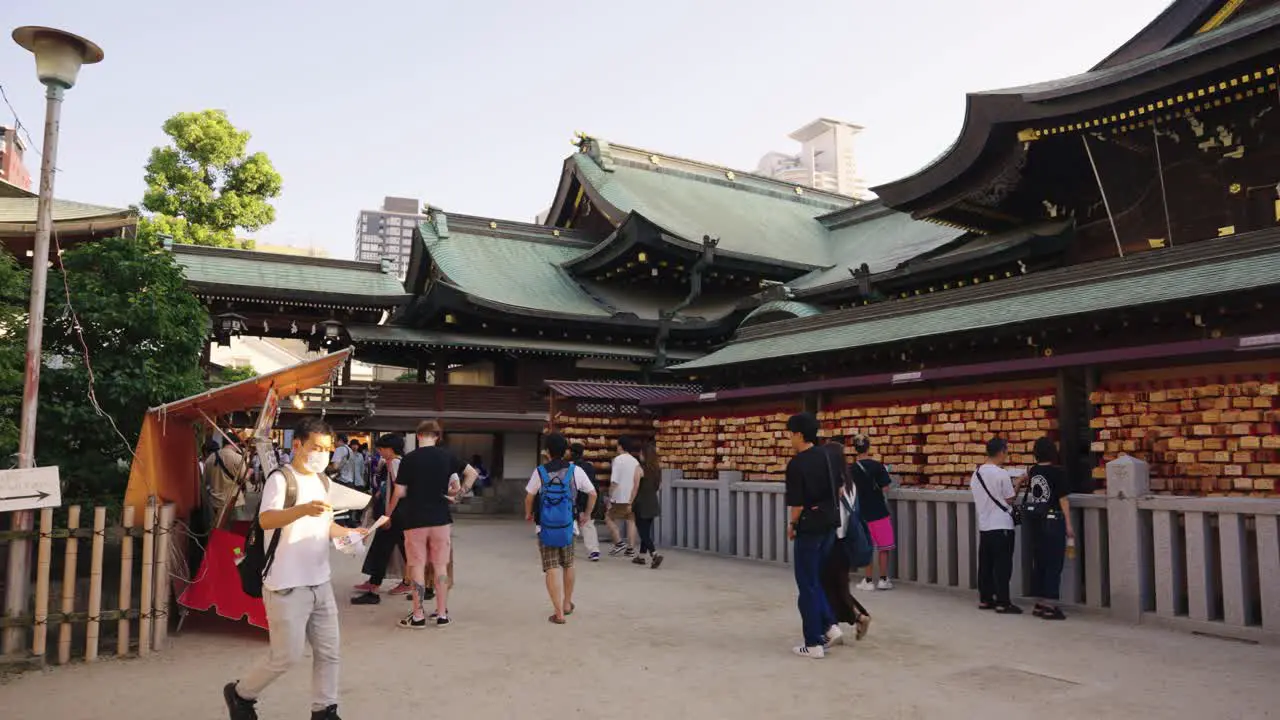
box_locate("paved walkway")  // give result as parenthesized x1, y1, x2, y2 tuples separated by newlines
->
(1, 519, 1277, 719)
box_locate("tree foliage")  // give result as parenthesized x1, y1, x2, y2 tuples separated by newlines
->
(217, 365, 257, 384)
(141, 110, 282, 248)
(0, 251, 29, 454)
(0, 236, 208, 504)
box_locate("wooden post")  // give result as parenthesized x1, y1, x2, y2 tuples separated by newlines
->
(117, 505, 135, 658)
(139, 498, 155, 657)
(152, 504, 175, 652)
(31, 507, 53, 660)
(85, 506, 107, 662)
(57, 505, 81, 666)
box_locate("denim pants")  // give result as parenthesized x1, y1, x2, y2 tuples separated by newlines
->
(793, 531, 837, 647)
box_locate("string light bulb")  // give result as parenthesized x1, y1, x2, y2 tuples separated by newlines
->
(290, 395, 305, 410)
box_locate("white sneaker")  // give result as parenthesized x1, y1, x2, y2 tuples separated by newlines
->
(877, 578, 894, 590)
(856, 578, 876, 592)
(792, 644, 825, 659)
(824, 624, 844, 647)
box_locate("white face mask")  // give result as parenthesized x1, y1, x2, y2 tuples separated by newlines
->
(303, 451, 331, 474)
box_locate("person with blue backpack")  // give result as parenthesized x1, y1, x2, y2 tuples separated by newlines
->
(525, 433, 597, 624)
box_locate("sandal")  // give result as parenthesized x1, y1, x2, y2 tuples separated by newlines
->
(564, 603, 575, 617)
(855, 614, 871, 641)
(994, 604, 1024, 615)
(548, 615, 566, 625)
(978, 603, 996, 610)
(1040, 606, 1067, 621)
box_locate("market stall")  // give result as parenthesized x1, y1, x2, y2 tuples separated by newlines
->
(122, 349, 353, 629)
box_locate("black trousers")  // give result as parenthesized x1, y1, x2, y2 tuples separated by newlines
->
(822, 543, 870, 624)
(978, 529, 1016, 605)
(636, 516, 657, 555)
(1028, 515, 1067, 601)
(362, 524, 405, 584)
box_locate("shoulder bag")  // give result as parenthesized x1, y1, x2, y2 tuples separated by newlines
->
(975, 465, 1021, 526)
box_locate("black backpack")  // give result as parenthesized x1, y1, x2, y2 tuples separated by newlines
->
(238, 465, 303, 598)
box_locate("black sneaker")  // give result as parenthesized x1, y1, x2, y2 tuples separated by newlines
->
(631, 555, 646, 566)
(223, 682, 257, 720)
(435, 614, 452, 627)
(311, 706, 342, 720)
(624, 547, 636, 557)
(650, 554, 664, 569)
(398, 613, 427, 629)
(994, 603, 1024, 615)
(350, 591, 380, 605)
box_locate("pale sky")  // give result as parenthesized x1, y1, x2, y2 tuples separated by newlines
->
(1, 0, 1172, 257)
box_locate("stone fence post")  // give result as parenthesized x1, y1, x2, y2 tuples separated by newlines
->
(717, 471, 741, 555)
(1106, 455, 1151, 622)
(659, 468, 681, 549)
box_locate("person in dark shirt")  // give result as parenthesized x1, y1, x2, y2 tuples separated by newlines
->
(1024, 436, 1074, 620)
(784, 412, 840, 659)
(570, 442, 602, 561)
(393, 420, 477, 629)
(849, 434, 896, 591)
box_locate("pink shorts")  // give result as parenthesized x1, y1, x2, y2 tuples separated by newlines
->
(404, 525, 452, 567)
(867, 517, 896, 550)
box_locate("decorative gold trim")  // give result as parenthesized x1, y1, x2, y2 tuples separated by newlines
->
(1197, 0, 1246, 34)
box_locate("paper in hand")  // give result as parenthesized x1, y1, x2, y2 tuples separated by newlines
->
(327, 482, 373, 512)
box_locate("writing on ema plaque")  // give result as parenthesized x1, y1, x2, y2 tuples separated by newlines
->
(0, 467, 62, 512)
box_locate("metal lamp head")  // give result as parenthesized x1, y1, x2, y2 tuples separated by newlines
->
(12, 26, 104, 89)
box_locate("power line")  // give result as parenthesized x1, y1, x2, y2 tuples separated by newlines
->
(0, 82, 43, 161)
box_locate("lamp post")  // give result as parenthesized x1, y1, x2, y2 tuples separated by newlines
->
(3, 26, 103, 655)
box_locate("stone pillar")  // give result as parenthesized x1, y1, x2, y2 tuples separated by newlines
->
(717, 471, 740, 555)
(1106, 455, 1151, 622)
(659, 469, 680, 549)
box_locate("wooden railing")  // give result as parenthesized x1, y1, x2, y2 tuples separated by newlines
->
(299, 382, 542, 416)
(657, 457, 1280, 644)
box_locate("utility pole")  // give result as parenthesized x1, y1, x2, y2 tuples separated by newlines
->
(3, 26, 103, 655)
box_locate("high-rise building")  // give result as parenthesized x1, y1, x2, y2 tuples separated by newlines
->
(756, 118, 867, 199)
(0, 126, 33, 192)
(354, 196, 423, 279)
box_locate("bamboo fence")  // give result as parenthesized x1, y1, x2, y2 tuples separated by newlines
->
(1, 497, 177, 665)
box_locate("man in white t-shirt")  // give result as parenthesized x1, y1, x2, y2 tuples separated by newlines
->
(969, 437, 1021, 615)
(604, 436, 642, 557)
(329, 435, 355, 487)
(224, 418, 368, 720)
(525, 433, 597, 624)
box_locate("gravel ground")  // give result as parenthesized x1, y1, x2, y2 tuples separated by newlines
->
(1, 518, 1277, 720)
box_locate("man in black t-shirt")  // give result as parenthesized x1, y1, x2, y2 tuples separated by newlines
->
(784, 413, 840, 659)
(392, 420, 477, 630)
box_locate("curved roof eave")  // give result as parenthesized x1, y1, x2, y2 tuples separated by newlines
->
(873, 4, 1280, 212)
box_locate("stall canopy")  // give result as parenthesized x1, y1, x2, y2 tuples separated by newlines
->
(123, 349, 352, 519)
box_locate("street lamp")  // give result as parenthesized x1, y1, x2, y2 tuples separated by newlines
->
(4, 26, 103, 655)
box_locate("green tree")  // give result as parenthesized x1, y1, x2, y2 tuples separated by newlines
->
(0, 251, 29, 457)
(0, 236, 209, 504)
(217, 364, 257, 384)
(141, 110, 282, 248)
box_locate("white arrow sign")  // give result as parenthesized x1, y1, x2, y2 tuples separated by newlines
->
(0, 467, 62, 512)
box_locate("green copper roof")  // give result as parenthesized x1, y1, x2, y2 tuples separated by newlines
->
(0, 197, 132, 226)
(673, 242, 1280, 371)
(173, 244, 407, 304)
(570, 147, 853, 268)
(740, 300, 826, 327)
(791, 204, 967, 290)
(422, 216, 612, 318)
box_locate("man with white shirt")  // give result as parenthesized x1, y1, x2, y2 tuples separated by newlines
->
(525, 433, 597, 624)
(605, 436, 642, 557)
(224, 418, 368, 720)
(969, 437, 1022, 615)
